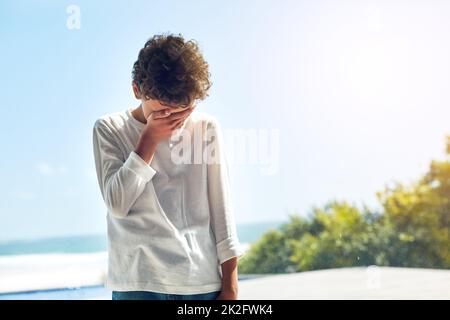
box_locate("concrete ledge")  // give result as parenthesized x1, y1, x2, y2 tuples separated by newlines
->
(238, 267, 450, 299)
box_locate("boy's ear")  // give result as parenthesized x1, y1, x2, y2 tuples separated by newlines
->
(132, 81, 141, 99)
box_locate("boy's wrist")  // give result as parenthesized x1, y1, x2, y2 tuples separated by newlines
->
(135, 134, 158, 163)
(140, 130, 158, 146)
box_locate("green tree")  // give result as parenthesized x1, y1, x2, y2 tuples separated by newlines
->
(238, 228, 295, 274)
(376, 136, 450, 267)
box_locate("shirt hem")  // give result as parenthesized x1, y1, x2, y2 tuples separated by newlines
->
(106, 280, 223, 295)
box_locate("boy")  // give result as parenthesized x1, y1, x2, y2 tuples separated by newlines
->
(92, 33, 245, 300)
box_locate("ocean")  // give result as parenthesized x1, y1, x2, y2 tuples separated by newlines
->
(0, 221, 285, 256)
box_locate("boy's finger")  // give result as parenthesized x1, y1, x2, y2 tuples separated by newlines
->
(172, 104, 195, 117)
(170, 113, 191, 127)
(151, 108, 172, 119)
(172, 121, 185, 130)
(171, 117, 185, 128)
(168, 107, 194, 121)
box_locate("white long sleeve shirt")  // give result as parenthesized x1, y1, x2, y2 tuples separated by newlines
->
(92, 107, 245, 294)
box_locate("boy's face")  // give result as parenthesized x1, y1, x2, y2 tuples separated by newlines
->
(133, 81, 194, 118)
(143, 98, 192, 118)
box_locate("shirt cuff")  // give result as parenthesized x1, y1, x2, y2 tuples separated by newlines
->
(216, 236, 246, 265)
(123, 151, 157, 182)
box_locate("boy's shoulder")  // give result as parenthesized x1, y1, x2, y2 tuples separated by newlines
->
(93, 109, 129, 131)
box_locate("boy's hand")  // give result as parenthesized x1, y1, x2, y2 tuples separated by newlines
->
(143, 105, 195, 144)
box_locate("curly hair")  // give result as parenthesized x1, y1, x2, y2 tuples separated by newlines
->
(132, 33, 212, 107)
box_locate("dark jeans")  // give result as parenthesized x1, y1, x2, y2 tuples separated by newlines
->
(112, 290, 221, 300)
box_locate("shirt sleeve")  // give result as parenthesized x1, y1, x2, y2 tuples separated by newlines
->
(206, 117, 246, 265)
(92, 119, 157, 219)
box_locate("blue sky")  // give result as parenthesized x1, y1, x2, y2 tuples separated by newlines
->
(1, 0, 449, 241)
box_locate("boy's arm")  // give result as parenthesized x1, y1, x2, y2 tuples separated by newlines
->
(92, 119, 157, 219)
(206, 117, 245, 299)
